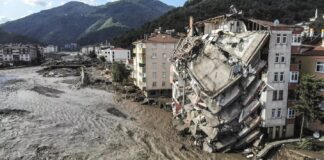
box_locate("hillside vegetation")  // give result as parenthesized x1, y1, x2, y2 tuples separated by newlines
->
(111, 0, 324, 48)
(0, 29, 39, 44)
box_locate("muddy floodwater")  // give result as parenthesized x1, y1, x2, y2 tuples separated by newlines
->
(0, 67, 243, 160)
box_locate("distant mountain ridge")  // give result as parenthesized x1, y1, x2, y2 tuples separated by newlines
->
(0, 0, 173, 46)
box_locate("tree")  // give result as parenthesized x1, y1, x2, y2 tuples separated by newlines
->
(111, 62, 131, 83)
(293, 74, 324, 141)
(99, 56, 106, 63)
(88, 50, 97, 59)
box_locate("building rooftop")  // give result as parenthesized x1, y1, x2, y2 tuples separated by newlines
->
(113, 47, 129, 51)
(299, 45, 324, 56)
(134, 33, 179, 44)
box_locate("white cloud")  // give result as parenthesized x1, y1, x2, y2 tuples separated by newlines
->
(0, 0, 10, 5)
(22, 0, 52, 7)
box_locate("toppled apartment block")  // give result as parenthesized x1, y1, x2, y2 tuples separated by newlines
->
(171, 8, 304, 155)
(169, 8, 287, 153)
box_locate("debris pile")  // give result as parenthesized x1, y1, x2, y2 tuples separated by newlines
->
(171, 18, 269, 153)
(38, 67, 81, 78)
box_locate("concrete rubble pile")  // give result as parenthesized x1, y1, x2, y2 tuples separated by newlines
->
(171, 17, 270, 153)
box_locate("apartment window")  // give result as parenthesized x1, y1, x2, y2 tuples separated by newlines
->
(274, 72, 279, 82)
(152, 82, 157, 87)
(281, 55, 285, 63)
(273, 90, 284, 101)
(162, 72, 167, 78)
(272, 109, 276, 118)
(153, 72, 157, 79)
(279, 72, 284, 82)
(162, 81, 166, 87)
(292, 34, 302, 44)
(273, 90, 278, 100)
(288, 108, 295, 118)
(282, 34, 287, 44)
(274, 72, 284, 82)
(275, 53, 285, 63)
(152, 62, 157, 70)
(277, 108, 282, 118)
(162, 53, 167, 59)
(279, 90, 284, 100)
(290, 72, 299, 83)
(275, 53, 280, 63)
(162, 62, 167, 69)
(151, 53, 157, 59)
(316, 62, 324, 73)
(276, 34, 281, 44)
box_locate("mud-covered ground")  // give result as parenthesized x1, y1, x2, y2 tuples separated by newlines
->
(0, 67, 243, 160)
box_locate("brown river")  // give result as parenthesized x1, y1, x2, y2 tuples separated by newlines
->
(0, 67, 243, 160)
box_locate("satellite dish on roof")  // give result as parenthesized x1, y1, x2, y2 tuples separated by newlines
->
(274, 19, 280, 26)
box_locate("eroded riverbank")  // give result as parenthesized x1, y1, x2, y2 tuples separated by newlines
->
(0, 67, 243, 160)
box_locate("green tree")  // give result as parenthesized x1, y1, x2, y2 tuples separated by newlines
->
(294, 74, 324, 141)
(88, 50, 97, 59)
(99, 56, 106, 63)
(111, 62, 131, 83)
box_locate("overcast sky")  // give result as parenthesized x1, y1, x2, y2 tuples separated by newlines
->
(0, 0, 186, 24)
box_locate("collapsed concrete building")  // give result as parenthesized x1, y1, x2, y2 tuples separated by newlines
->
(170, 9, 303, 153)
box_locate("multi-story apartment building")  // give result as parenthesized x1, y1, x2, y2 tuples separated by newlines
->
(133, 32, 179, 97)
(0, 44, 38, 63)
(98, 47, 130, 63)
(170, 15, 304, 151)
(251, 20, 304, 139)
(43, 45, 58, 54)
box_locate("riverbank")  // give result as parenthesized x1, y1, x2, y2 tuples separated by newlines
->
(0, 67, 243, 160)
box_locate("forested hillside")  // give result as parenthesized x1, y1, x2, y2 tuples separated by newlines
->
(112, 0, 324, 48)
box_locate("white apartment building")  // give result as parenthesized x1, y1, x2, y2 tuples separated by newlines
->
(0, 44, 38, 63)
(248, 20, 304, 139)
(133, 33, 179, 97)
(43, 45, 58, 54)
(105, 48, 130, 63)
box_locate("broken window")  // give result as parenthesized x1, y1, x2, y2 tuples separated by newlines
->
(271, 109, 276, 118)
(277, 108, 281, 118)
(276, 34, 281, 44)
